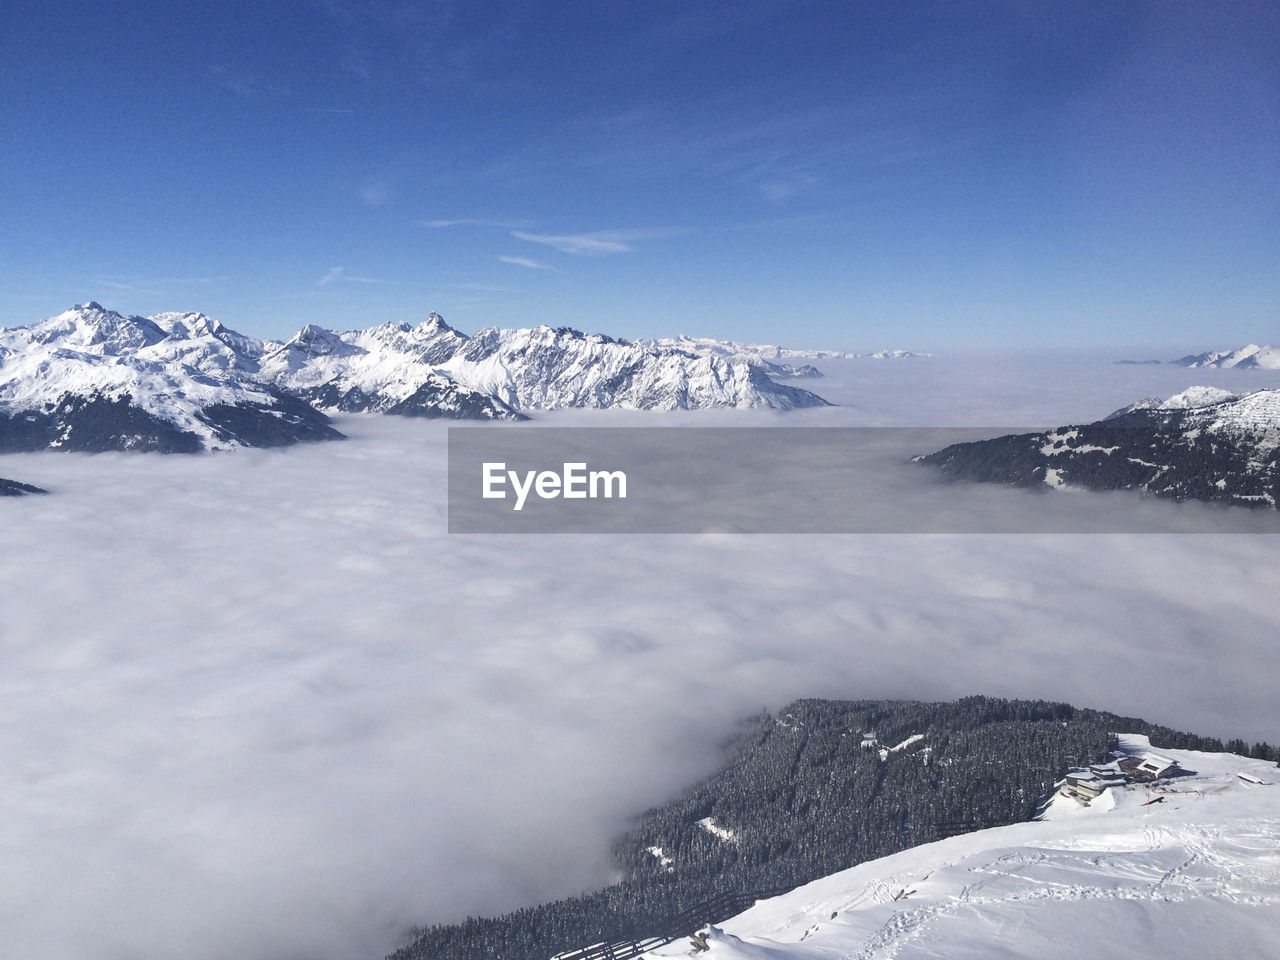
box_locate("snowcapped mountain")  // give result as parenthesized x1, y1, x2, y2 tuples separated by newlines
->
(638, 737, 1279, 960)
(637, 336, 931, 378)
(0, 303, 342, 452)
(262, 319, 830, 412)
(1174, 343, 1280, 369)
(145, 310, 265, 376)
(0, 304, 831, 451)
(257, 317, 523, 420)
(919, 386, 1280, 508)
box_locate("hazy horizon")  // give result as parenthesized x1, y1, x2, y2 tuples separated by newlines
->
(1, 297, 1273, 362)
(3, 357, 1278, 960)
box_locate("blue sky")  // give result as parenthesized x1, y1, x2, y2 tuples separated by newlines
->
(2, 0, 1277, 350)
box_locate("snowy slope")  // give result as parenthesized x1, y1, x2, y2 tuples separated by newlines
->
(921, 386, 1280, 508)
(1, 303, 837, 449)
(144, 310, 265, 376)
(436, 326, 828, 410)
(1175, 344, 1280, 369)
(641, 738, 1280, 959)
(260, 320, 830, 412)
(637, 336, 930, 379)
(257, 317, 522, 419)
(0, 303, 341, 451)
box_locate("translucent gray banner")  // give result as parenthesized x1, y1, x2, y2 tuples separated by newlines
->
(447, 427, 1280, 533)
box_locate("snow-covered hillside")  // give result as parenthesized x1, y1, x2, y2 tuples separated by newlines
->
(0, 304, 831, 451)
(257, 318, 522, 420)
(642, 738, 1279, 959)
(261, 319, 830, 412)
(920, 385, 1280, 508)
(1175, 344, 1280, 369)
(638, 336, 930, 379)
(0, 304, 340, 452)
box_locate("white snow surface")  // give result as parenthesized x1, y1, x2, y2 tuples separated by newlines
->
(1155, 385, 1239, 409)
(0, 304, 285, 449)
(642, 738, 1280, 960)
(1177, 343, 1280, 369)
(697, 818, 738, 843)
(638, 335, 931, 363)
(1, 304, 830, 418)
(1110, 385, 1280, 439)
(253, 314, 833, 410)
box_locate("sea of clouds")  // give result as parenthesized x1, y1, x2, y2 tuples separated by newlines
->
(2, 352, 1279, 960)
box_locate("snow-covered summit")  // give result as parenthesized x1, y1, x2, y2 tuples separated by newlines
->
(922, 385, 1280, 508)
(0, 303, 339, 451)
(259, 318, 829, 413)
(1174, 343, 1280, 369)
(1106, 386, 1280, 436)
(637, 335, 930, 378)
(1, 303, 832, 451)
(1106, 384, 1239, 417)
(17, 302, 169, 356)
(642, 738, 1279, 959)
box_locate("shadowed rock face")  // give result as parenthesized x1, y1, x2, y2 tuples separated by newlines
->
(292, 372, 524, 420)
(0, 390, 343, 454)
(0, 476, 48, 496)
(918, 388, 1280, 509)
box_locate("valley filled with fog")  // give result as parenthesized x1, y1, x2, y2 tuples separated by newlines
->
(3, 353, 1279, 960)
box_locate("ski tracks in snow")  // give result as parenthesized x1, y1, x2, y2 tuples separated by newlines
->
(839, 815, 1280, 960)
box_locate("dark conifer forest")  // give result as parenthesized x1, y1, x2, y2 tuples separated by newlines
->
(390, 696, 1275, 960)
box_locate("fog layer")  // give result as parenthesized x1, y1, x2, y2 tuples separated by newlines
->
(2, 354, 1278, 960)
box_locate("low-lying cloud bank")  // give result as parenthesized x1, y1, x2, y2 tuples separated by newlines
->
(2, 355, 1278, 960)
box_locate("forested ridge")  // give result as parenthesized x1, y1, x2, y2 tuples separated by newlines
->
(390, 696, 1276, 960)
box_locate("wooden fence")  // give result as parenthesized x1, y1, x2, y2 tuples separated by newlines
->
(548, 885, 795, 960)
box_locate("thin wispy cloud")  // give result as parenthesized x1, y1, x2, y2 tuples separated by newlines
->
(758, 174, 819, 205)
(208, 64, 291, 102)
(420, 218, 534, 230)
(317, 266, 394, 286)
(90, 275, 227, 295)
(439, 282, 520, 294)
(499, 256, 556, 271)
(510, 231, 636, 256)
(358, 181, 390, 206)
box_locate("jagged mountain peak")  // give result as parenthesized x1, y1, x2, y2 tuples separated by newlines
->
(282, 324, 362, 357)
(419, 311, 456, 333)
(30, 303, 168, 355)
(1105, 385, 1239, 419)
(1, 305, 342, 452)
(149, 310, 221, 335)
(1175, 343, 1280, 369)
(2, 302, 831, 452)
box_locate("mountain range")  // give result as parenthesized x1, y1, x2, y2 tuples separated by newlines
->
(1174, 343, 1280, 369)
(919, 385, 1280, 508)
(0, 303, 832, 452)
(638, 335, 931, 378)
